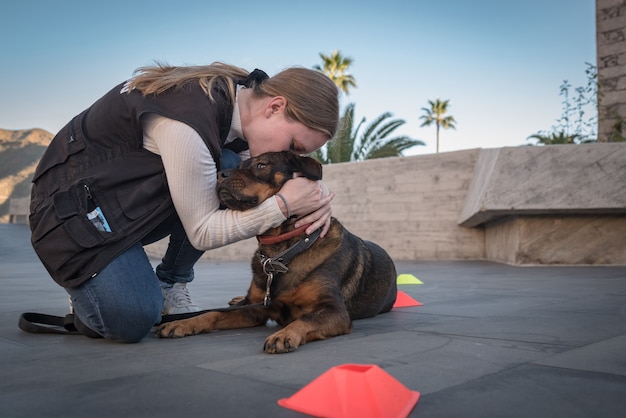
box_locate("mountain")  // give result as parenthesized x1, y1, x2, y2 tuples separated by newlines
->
(0, 128, 53, 222)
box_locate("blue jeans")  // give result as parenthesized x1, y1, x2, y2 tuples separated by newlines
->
(66, 218, 205, 343)
(65, 149, 241, 343)
(66, 243, 163, 342)
(147, 216, 205, 285)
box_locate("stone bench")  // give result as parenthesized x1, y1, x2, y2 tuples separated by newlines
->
(458, 143, 626, 265)
(8, 197, 29, 224)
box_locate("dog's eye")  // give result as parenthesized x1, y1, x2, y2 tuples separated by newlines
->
(256, 163, 267, 170)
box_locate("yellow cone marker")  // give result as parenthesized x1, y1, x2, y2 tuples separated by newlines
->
(397, 274, 423, 285)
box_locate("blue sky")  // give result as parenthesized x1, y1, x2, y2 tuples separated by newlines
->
(1, 0, 596, 155)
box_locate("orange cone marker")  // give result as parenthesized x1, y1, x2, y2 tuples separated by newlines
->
(393, 291, 423, 308)
(278, 364, 420, 418)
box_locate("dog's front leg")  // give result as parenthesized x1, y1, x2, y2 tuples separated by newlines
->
(157, 308, 269, 338)
(263, 308, 352, 353)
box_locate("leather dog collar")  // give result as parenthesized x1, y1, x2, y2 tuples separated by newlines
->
(256, 226, 323, 306)
(257, 223, 313, 245)
(257, 226, 322, 272)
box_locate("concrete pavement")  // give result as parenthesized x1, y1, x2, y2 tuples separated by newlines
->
(1, 223, 625, 417)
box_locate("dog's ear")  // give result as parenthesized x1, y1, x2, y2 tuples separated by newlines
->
(290, 154, 323, 180)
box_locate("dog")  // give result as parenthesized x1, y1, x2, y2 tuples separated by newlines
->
(156, 151, 397, 353)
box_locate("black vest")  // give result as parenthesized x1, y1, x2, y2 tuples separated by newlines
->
(30, 80, 241, 287)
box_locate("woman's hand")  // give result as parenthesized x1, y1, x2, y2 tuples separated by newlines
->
(276, 178, 334, 236)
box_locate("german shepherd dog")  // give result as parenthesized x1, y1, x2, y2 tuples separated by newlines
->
(156, 151, 397, 353)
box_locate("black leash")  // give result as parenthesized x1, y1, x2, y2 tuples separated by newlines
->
(19, 312, 81, 335)
(19, 312, 103, 337)
(159, 302, 266, 323)
(18, 303, 267, 337)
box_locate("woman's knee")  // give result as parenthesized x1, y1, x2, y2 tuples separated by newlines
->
(70, 242, 164, 343)
(100, 302, 162, 343)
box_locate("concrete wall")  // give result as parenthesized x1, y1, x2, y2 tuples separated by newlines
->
(320, 149, 484, 261)
(144, 143, 626, 265)
(597, 0, 626, 141)
(9, 144, 623, 265)
(147, 148, 485, 263)
(462, 143, 626, 265)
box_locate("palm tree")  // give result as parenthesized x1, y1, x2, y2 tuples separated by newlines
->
(526, 131, 583, 145)
(312, 103, 424, 163)
(314, 50, 357, 94)
(419, 99, 457, 153)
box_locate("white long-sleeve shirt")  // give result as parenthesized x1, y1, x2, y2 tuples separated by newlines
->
(142, 113, 286, 250)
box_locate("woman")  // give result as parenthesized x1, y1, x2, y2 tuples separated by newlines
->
(29, 62, 339, 343)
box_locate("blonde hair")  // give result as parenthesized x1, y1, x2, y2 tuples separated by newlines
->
(128, 62, 340, 139)
(126, 61, 248, 103)
(255, 67, 339, 138)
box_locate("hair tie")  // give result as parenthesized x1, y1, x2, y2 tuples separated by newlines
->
(242, 68, 269, 88)
(275, 193, 291, 218)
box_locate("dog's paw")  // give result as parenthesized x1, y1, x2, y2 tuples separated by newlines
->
(155, 322, 196, 338)
(263, 330, 304, 354)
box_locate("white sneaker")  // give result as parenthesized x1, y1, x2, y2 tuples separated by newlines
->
(161, 283, 200, 315)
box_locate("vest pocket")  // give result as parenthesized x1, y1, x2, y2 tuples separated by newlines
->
(63, 216, 105, 248)
(31, 219, 101, 274)
(53, 190, 80, 219)
(34, 182, 114, 251)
